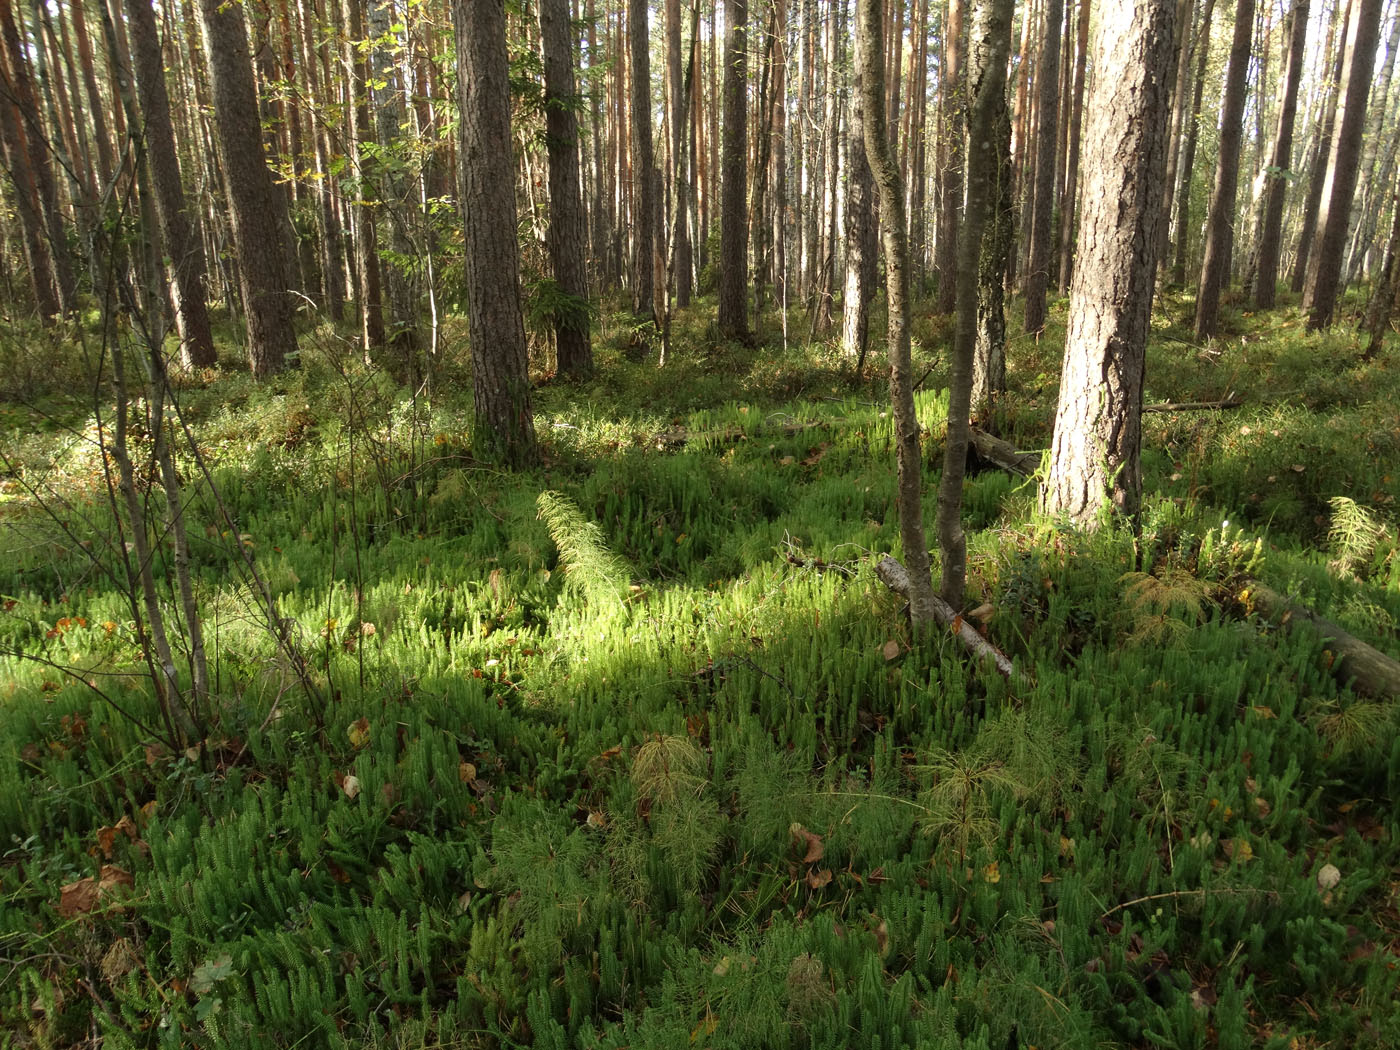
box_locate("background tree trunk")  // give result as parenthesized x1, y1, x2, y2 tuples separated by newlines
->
(1304, 0, 1383, 329)
(199, 0, 298, 377)
(1043, 0, 1176, 525)
(1253, 0, 1309, 308)
(124, 0, 217, 368)
(541, 0, 593, 377)
(935, 0, 965, 315)
(1022, 0, 1063, 335)
(843, 59, 878, 362)
(717, 0, 748, 340)
(1194, 0, 1255, 341)
(1170, 0, 1216, 286)
(629, 0, 657, 323)
(454, 0, 537, 465)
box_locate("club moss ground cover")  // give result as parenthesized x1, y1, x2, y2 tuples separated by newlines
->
(0, 293, 1398, 1049)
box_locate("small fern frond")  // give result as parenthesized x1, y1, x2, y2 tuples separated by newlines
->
(536, 490, 630, 603)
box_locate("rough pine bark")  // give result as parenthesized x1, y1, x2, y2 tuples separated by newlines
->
(124, 0, 217, 368)
(939, 0, 1011, 608)
(1022, 0, 1063, 335)
(857, 0, 936, 627)
(1055, 0, 1089, 293)
(1304, 0, 1383, 330)
(717, 0, 748, 340)
(972, 4, 1015, 417)
(1042, 0, 1176, 526)
(541, 0, 593, 376)
(199, 0, 298, 377)
(1253, 0, 1308, 308)
(629, 0, 657, 322)
(1193, 0, 1254, 341)
(454, 0, 537, 465)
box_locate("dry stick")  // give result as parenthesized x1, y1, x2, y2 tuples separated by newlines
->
(1142, 398, 1243, 413)
(875, 554, 1025, 683)
(1099, 886, 1277, 921)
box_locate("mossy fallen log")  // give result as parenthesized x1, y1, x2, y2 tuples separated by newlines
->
(1239, 578, 1400, 700)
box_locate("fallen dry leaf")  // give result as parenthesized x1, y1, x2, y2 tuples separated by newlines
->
(790, 823, 824, 863)
(882, 639, 901, 661)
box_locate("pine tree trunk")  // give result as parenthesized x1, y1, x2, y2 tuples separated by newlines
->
(717, 0, 749, 340)
(371, 0, 419, 363)
(1193, 0, 1254, 341)
(541, 0, 594, 377)
(295, 0, 346, 321)
(935, 0, 965, 315)
(1170, 0, 1215, 286)
(124, 0, 217, 368)
(342, 0, 385, 353)
(666, 0, 693, 306)
(0, 0, 75, 314)
(0, 39, 60, 319)
(1304, 0, 1382, 329)
(629, 0, 657, 322)
(1253, 0, 1308, 308)
(199, 0, 299, 377)
(843, 59, 878, 361)
(1344, 9, 1400, 282)
(940, 0, 1010, 608)
(1042, 0, 1176, 526)
(453, 0, 537, 465)
(857, 0, 936, 628)
(1055, 0, 1088, 294)
(1291, 0, 1350, 293)
(1021, 0, 1062, 335)
(972, 2, 1014, 418)
(1155, 0, 1194, 287)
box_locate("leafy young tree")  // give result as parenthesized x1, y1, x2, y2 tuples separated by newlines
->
(1042, 0, 1177, 526)
(454, 0, 537, 465)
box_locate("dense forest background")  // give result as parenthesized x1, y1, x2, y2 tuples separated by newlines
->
(3, 0, 1400, 1048)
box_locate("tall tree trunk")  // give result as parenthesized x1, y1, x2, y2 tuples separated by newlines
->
(1253, 0, 1308, 307)
(541, 0, 594, 377)
(1155, 0, 1194, 288)
(1055, 0, 1089, 293)
(717, 0, 749, 339)
(453, 0, 536, 465)
(1304, 0, 1383, 329)
(666, 0, 693, 306)
(342, 0, 385, 353)
(1021, 0, 1063, 335)
(1363, 178, 1400, 356)
(1291, 0, 1350, 293)
(939, 0, 1010, 608)
(295, 0, 345, 321)
(1042, 0, 1176, 525)
(629, 0, 657, 322)
(198, 0, 298, 377)
(935, 0, 966, 314)
(1344, 7, 1400, 282)
(1170, 0, 1216, 286)
(370, 0, 418, 362)
(843, 57, 878, 361)
(857, 0, 936, 627)
(972, 1, 1015, 418)
(0, 0, 75, 314)
(124, 0, 217, 367)
(1193, 0, 1254, 341)
(69, 0, 115, 189)
(0, 41, 60, 319)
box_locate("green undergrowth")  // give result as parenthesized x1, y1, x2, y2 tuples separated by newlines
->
(1, 294, 1398, 1049)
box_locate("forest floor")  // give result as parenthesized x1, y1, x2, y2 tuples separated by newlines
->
(1, 287, 1399, 1050)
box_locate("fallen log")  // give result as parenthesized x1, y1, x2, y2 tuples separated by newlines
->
(1142, 398, 1243, 413)
(875, 555, 1026, 684)
(1238, 579, 1400, 700)
(968, 427, 1040, 477)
